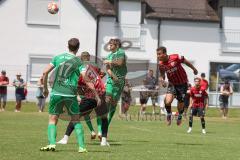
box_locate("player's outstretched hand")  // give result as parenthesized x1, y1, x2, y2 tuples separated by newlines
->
(193, 69, 198, 75)
(103, 60, 111, 65)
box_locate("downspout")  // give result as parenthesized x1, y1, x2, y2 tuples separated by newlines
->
(156, 20, 161, 82)
(95, 15, 100, 64)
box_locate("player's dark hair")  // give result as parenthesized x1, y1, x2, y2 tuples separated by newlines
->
(194, 77, 201, 82)
(157, 46, 167, 53)
(109, 38, 122, 48)
(68, 38, 80, 52)
(201, 73, 206, 78)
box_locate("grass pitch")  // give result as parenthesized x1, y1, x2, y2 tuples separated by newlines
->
(0, 102, 240, 160)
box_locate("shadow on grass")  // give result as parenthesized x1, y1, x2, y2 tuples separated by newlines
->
(123, 140, 150, 143)
(87, 142, 122, 146)
(174, 142, 204, 146)
(89, 150, 111, 153)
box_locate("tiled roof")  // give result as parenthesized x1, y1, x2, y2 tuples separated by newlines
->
(81, 0, 219, 22)
(81, 0, 115, 17)
(144, 0, 219, 22)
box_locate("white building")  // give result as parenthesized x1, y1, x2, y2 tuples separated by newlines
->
(0, 0, 240, 104)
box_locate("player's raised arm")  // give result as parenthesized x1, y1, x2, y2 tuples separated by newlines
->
(42, 64, 54, 97)
(183, 58, 198, 75)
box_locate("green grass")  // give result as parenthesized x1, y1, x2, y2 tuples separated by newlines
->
(1, 102, 240, 160)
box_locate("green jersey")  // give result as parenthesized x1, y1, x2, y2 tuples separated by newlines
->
(106, 48, 127, 79)
(50, 52, 82, 97)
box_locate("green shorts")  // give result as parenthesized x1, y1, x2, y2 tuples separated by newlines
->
(48, 94, 79, 115)
(106, 78, 125, 101)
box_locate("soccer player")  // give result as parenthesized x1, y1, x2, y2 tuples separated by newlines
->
(157, 46, 198, 126)
(57, 52, 110, 146)
(187, 77, 208, 134)
(40, 38, 87, 153)
(103, 38, 127, 126)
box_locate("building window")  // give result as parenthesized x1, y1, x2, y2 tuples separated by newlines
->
(26, 0, 60, 25)
(116, 24, 146, 50)
(221, 29, 240, 53)
(29, 55, 53, 82)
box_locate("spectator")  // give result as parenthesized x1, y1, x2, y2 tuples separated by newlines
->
(219, 80, 233, 119)
(121, 79, 132, 116)
(12, 73, 26, 112)
(36, 76, 46, 112)
(145, 69, 158, 114)
(0, 70, 9, 111)
(200, 73, 209, 90)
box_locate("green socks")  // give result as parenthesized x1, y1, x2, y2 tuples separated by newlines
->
(84, 116, 94, 133)
(48, 124, 57, 145)
(74, 123, 85, 148)
(97, 117, 102, 134)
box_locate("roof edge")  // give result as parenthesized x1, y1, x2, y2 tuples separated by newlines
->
(78, 0, 100, 19)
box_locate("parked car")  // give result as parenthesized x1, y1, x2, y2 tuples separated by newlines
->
(219, 64, 240, 81)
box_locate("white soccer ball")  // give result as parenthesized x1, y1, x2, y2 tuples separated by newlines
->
(47, 2, 59, 14)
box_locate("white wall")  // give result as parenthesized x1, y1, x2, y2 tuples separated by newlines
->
(119, 0, 141, 25)
(223, 7, 240, 30)
(0, 0, 96, 81)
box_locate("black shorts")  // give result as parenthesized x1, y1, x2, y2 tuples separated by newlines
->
(140, 98, 148, 105)
(190, 107, 205, 117)
(79, 94, 108, 118)
(167, 83, 188, 102)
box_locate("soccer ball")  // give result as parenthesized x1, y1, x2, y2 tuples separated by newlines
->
(47, 2, 59, 14)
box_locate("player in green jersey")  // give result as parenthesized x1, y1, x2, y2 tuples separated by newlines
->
(103, 38, 127, 126)
(40, 38, 87, 153)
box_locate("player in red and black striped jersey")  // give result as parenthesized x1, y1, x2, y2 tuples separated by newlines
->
(157, 46, 198, 126)
(187, 77, 208, 134)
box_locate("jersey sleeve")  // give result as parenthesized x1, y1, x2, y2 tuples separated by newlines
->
(190, 88, 194, 97)
(177, 54, 185, 63)
(50, 56, 57, 67)
(115, 49, 125, 60)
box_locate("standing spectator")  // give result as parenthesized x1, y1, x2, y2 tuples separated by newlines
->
(121, 79, 132, 116)
(12, 73, 26, 112)
(36, 76, 46, 112)
(0, 70, 9, 111)
(219, 80, 233, 119)
(145, 69, 158, 114)
(200, 73, 209, 90)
